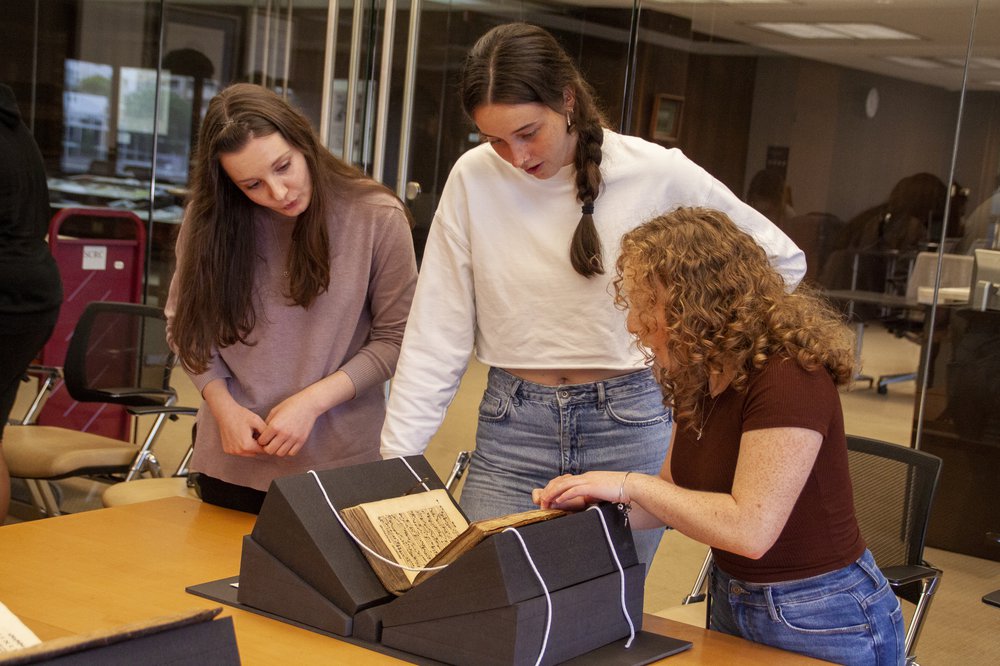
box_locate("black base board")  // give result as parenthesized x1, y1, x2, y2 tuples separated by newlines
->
(186, 576, 692, 665)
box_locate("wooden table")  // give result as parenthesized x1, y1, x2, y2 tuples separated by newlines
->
(0, 498, 821, 664)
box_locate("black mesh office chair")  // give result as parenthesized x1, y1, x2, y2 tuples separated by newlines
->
(676, 435, 942, 666)
(5, 301, 195, 516)
(877, 251, 974, 393)
(847, 435, 943, 664)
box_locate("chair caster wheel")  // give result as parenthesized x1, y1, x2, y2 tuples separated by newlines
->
(877, 384, 888, 395)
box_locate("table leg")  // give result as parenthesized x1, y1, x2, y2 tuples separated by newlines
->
(852, 321, 874, 388)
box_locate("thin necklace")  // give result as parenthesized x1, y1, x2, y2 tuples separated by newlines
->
(265, 215, 291, 279)
(696, 392, 719, 441)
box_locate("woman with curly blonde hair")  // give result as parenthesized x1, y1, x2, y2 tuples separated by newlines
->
(536, 207, 904, 665)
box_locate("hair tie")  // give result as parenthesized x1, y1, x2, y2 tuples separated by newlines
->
(581, 202, 595, 215)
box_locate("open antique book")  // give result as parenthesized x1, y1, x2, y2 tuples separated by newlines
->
(340, 488, 564, 595)
(0, 601, 40, 653)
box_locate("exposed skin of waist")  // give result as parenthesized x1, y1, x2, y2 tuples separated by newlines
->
(502, 367, 635, 387)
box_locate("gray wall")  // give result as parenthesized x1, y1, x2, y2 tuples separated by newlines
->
(744, 55, 987, 222)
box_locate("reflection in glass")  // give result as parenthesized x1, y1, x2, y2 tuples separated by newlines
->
(3, 0, 997, 441)
(62, 60, 113, 175)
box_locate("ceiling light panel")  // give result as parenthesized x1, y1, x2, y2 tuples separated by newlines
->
(816, 23, 918, 40)
(885, 56, 946, 69)
(753, 22, 920, 41)
(663, 0, 789, 4)
(753, 23, 849, 39)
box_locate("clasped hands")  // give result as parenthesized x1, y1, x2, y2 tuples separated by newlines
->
(217, 390, 322, 458)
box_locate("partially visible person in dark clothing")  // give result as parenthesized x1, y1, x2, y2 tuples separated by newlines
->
(839, 173, 950, 253)
(746, 168, 795, 227)
(0, 83, 63, 523)
(820, 173, 956, 303)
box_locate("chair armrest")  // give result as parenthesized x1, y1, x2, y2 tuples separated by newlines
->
(126, 406, 199, 417)
(881, 563, 942, 587)
(25, 364, 61, 379)
(93, 387, 178, 406)
(16, 365, 63, 425)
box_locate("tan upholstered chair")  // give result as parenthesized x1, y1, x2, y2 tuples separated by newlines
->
(5, 301, 195, 516)
(101, 442, 199, 507)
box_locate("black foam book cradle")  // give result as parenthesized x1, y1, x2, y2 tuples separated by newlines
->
(186, 456, 692, 665)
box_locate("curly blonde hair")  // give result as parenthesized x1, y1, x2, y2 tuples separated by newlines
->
(614, 207, 855, 431)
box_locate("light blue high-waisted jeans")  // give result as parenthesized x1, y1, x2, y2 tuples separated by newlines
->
(710, 549, 905, 665)
(459, 367, 673, 570)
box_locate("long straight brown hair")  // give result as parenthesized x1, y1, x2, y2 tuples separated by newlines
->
(461, 23, 609, 277)
(172, 83, 411, 373)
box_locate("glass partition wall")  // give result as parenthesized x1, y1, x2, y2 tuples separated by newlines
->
(3, 2, 997, 506)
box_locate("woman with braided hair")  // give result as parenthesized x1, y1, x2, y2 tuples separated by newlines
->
(380, 22, 805, 568)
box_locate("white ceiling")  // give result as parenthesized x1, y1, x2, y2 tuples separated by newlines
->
(173, 0, 999, 91)
(629, 0, 1000, 92)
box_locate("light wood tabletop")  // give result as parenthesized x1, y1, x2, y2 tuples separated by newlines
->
(0, 497, 822, 664)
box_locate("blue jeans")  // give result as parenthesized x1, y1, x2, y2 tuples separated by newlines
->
(460, 367, 672, 570)
(710, 549, 905, 665)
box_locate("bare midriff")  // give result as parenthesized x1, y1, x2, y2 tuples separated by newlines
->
(502, 367, 635, 387)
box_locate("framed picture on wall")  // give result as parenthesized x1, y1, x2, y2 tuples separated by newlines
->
(651, 94, 684, 142)
(164, 7, 240, 86)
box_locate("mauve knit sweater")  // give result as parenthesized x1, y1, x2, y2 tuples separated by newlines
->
(166, 190, 417, 491)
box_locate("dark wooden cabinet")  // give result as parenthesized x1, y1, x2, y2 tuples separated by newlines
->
(917, 307, 1000, 561)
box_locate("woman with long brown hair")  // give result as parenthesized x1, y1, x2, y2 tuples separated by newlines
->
(536, 207, 904, 664)
(167, 83, 417, 513)
(380, 23, 805, 569)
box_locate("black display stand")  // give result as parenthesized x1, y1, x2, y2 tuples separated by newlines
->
(187, 457, 693, 665)
(378, 506, 645, 665)
(3, 608, 239, 665)
(237, 455, 447, 635)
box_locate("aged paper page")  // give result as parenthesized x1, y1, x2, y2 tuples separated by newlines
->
(0, 601, 40, 653)
(359, 489, 467, 583)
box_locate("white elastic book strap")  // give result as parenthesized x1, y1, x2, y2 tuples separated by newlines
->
(308, 469, 447, 574)
(503, 526, 553, 666)
(502, 510, 636, 666)
(307, 469, 633, 655)
(587, 505, 637, 648)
